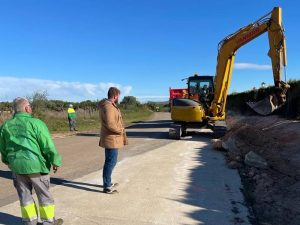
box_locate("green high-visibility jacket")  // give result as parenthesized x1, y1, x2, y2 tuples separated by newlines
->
(67, 107, 76, 119)
(0, 112, 62, 174)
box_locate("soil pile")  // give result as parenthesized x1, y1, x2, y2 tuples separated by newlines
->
(223, 115, 300, 225)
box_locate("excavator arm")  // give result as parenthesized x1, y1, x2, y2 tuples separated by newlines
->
(210, 7, 289, 118)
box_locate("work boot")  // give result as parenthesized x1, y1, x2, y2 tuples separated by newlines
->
(103, 187, 118, 194)
(54, 218, 64, 225)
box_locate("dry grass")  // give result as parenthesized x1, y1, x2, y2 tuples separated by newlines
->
(0, 109, 153, 134)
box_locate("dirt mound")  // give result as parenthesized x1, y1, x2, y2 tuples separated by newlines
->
(223, 115, 300, 225)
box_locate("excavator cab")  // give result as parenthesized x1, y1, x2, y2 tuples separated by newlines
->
(187, 74, 214, 104)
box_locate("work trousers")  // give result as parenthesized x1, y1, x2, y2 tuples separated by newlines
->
(68, 118, 76, 131)
(103, 148, 118, 189)
(12, 173, 55, 225)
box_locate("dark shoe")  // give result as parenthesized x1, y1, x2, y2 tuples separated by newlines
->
(103, 188, 118, 194)
(54, 218, 64, 225)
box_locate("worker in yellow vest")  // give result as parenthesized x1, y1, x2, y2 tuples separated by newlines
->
(67, 104, 78, 131)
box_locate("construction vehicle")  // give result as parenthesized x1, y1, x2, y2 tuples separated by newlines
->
(169, 7, 289, 139)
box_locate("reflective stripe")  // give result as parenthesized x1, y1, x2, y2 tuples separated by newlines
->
(21, 202, 37, 220)
(40, 204, 55, 220)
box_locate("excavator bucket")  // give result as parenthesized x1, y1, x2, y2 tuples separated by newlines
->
(247, 95, 277, 116)
(247, 83, 290, 116)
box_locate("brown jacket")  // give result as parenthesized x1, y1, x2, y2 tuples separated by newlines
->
(99, 99, 128, 149)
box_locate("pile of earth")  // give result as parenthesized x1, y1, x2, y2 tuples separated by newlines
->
(221, 115, 300, 225)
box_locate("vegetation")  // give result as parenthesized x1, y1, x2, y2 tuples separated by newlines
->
(120, 96, 141, 109)
(0, 93, 154, 133)
(146, 101, 169, 112)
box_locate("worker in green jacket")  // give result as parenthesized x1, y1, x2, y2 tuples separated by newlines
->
(0, 97, 63, 225)
(67, 104, 77, 131)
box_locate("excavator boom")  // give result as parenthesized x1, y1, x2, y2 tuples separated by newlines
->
(210, 7, 289, 118)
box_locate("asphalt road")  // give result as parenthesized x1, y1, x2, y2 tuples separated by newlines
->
(0, 112, 173, 207)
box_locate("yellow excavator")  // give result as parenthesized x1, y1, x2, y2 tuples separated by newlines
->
(169, 7, 289, 139)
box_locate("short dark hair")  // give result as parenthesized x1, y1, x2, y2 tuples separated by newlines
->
(108, 87, 120, 99)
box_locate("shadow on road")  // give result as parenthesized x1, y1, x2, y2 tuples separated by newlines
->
(50, 178, 102, 192)
(0, 212, 21, 225)
(76, 120, 173, 140)
(170, 134, 248, 224)
(76, 132, 99, 137)
(0, 170, 12, 180)
(76, 131, 171, 140)
(76, 129, 212, 141)
(127, 120, 173, 129)
(132, 120, 171, 124)
(126, 131, 169, 139)
(182, 145, 226, 223)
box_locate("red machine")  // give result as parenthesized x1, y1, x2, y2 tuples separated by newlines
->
(169, 88, 188, 110)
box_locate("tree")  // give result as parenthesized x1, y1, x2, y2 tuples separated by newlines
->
(47, 100, 66, 112)
(27, 91, 48, 117)
(120, 96, 141, 109)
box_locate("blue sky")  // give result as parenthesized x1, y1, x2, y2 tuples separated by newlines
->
(0, 0, 299, 102)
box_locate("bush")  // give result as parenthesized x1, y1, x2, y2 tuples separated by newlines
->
(120, 96, 141, 110)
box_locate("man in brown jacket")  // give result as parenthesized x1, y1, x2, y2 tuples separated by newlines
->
(99, 87, 128, 194)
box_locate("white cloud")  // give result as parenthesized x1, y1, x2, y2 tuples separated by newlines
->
(0, 76, 132, 102)
(234, 63, 272, 70)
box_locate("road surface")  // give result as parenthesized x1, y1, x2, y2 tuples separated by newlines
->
(0, 113, 173, 207)
(0, 112, 250, 225)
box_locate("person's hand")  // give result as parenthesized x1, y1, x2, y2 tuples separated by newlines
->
(53, 165, 59, 173)
(123, 129, 128, 145)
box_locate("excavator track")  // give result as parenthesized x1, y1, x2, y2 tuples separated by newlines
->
(212, 121, 227, 139)
(169, 124, 182, 140)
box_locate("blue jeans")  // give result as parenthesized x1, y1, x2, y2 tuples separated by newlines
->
(103, 148, 118, 189)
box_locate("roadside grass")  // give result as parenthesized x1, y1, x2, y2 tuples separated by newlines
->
(0, 108, 153, 133)
(43, 108, 153, 133)
(44, 116, 100, 133)
(121, 108, 153, 125)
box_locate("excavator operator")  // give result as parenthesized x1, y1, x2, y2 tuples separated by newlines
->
(200, 84, 209, 102)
